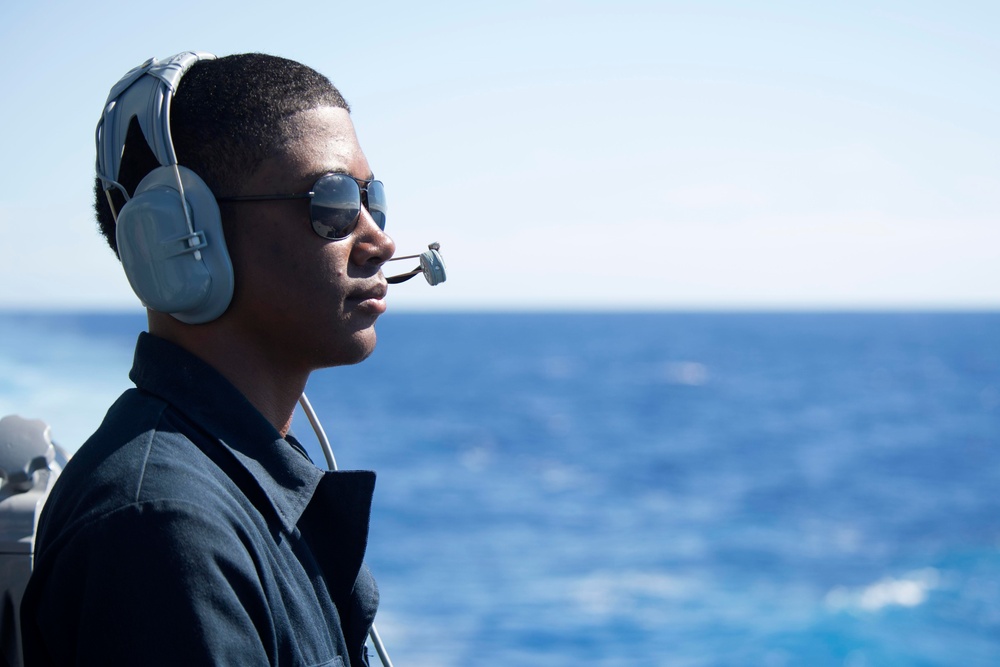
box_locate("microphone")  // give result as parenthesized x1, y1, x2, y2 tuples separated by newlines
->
(386, 242, 447, 286)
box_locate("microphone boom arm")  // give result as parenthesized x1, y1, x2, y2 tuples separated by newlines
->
(385, 242, 447, 286)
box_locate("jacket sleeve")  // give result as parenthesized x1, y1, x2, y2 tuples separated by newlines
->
(21, 499, 274, 667)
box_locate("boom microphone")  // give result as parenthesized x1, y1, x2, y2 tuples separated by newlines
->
(386, 242, 447, 286)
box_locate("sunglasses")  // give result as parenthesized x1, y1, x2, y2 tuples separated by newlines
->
(216, 173, 386, 240)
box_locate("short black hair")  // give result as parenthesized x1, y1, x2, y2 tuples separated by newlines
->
(94, 53, 350, 257)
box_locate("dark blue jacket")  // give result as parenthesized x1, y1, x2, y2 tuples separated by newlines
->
(21, 333, 378, 666)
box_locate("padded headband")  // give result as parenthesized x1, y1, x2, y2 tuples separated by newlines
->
(95, 51, 216, 197)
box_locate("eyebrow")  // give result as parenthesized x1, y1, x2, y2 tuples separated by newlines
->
(217, 170, 380, 202)
(310, 168, 376, 183)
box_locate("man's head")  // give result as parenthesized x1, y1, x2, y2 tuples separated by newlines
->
(97, 53, 395, 370)
(94, 53, 351, 254)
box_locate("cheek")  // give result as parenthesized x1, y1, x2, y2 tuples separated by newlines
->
(224, 212, 355, 317)
(227, 225, 298, 306)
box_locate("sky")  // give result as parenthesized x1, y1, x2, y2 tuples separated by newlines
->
(0, 1, 997, 312)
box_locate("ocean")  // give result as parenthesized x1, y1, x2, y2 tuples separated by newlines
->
(2, 311, 999, 666)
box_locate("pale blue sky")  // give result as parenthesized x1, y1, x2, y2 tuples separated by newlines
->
(1, 1, 997, 311)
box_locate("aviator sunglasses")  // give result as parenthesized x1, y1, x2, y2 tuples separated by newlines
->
(216, 173, 386, 240)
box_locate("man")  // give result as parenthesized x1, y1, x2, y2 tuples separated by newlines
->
(20, 52, 395, 666)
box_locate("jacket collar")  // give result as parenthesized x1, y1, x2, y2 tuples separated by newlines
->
(128, 332, 375, 536)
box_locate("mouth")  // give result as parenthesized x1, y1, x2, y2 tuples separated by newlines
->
(347, 281, 388, 316)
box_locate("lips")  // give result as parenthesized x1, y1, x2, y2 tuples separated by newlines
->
(348, 282, 387, 302)
(347, 281, 388, 315)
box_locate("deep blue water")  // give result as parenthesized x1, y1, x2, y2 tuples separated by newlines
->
(2, 311, 999, 666)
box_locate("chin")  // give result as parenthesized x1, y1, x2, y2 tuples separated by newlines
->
(320, 328, 378, 368)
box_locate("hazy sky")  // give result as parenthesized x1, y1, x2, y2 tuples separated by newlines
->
(1, 1, 996, 311)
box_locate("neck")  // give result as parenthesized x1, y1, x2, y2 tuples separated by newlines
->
(148, 311, 307, 436)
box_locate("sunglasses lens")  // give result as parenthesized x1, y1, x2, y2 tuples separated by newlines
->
(310, 174, 362, 239)
(365, 180, 387, 230)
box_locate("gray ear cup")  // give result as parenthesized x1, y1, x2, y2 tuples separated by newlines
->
(116, 166, 234, 324)
(96, 52, 231, 324)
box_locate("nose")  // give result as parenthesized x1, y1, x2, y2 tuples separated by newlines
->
(350, 208, 396, 267)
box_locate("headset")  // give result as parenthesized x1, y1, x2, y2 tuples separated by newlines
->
(96, 52, 232, 325)
(96, 52, 446, 324)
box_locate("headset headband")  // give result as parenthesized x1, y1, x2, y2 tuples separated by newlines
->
(95, 51, 216, 198)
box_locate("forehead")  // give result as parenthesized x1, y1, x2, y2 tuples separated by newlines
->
(246, 106, 371, 190)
